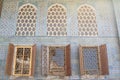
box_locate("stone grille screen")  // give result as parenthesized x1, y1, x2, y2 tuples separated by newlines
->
(47, 4, 67, 36)
(42, 46, 48, 76)
(15, 4, 37, 36)
(78, 5, 98, 36)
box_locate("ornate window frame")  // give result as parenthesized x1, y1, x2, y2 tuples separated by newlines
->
(13, 45, 32, 76)
(42, 44, 71, 76)
(5, 44, 36, 77)
(79, 44, 109, 78)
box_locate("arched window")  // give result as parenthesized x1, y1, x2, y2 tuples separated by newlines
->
(78, 4, 98, 36)
(15, 3, 37, 36)
(47, 3, 67, 36)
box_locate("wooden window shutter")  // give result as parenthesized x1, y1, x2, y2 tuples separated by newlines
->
(79, 46, 84, 75)
(65, 44, 71, 76)
(0, 0, 3, 17)
(99, 44, 109, 75)
(30, 44, 36, 76)
(5, 43, 15, 75)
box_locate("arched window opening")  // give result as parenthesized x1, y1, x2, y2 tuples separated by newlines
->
(15, 3, 37, 36)
(47, 4, 67, 36)
(78, 4, 98, 36)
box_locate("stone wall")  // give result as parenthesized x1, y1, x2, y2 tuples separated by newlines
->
(0, 0, 120, 80)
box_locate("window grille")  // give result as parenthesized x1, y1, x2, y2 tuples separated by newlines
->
(79, 45, 109, 76)
(82, 47, 99, 75)
(78, 4, 98, 36)
(5, 44, 36, 76)
(15, 4, 37, 36)
(13, 46, 32, 76)
(47, 4, 67, 36)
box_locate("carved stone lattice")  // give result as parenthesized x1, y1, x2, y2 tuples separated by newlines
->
(78, 5, 98, 36)
(47, 4, 67, 36)
(42, 46, 48, 76)
(15, 4, 37, 36)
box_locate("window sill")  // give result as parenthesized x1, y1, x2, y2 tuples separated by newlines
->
(81, 75, 105, 80)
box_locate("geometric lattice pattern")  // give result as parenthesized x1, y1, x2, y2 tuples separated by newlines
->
(14, 47, 31, 75)
(82, 47, 99, 75)
(42, 46, 48, 76)
(15, 3, 37, 36)
(78, 4, 98, 36)
(47, 4, 67, 36)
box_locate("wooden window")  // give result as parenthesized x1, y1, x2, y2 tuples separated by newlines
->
(79, 44, 109, 76)
(0, 0, 3, 17)
(5, 44, 36, 76)
(42, 44, 71, 76)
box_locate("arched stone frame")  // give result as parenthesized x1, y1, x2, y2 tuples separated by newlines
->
(47, 3, 67, 36)
(77, 4, 98, 36)
(15, 3, 37, 36)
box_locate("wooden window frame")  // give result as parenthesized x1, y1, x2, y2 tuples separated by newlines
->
(79, 45, 109, 76)
(48, 46, 65, 76)
(5, 44, 36, 77)
(80, 46, 100, 75)
(42, 44, 71, 76)
(13, 45, 32, 76)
